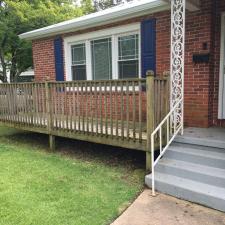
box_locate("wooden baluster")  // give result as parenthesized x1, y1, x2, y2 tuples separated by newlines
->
(65, 83, 69, 131)
(115, 82, 118, 137)
(62, 83, 66, 130)
(110, 81, 113, 137)
(35, 83, 39, 127)
(90, 82, 94, 134)
(100, 82, 103, 135)
(8, 85, 11, 123)
(95, 82, 98, 134)
(81, 82, 85, 132)
(59, 83, 62, 130)
(163, 72, 170, 144)
(139, 81, 142, 142)
(45, 80, 55, 150)
(85, 82, 89, 133)
(76, 82, 80, 132)
(69, 82, 72, 132)
(132, 81, 136, 141)
(126, 81, 130, 139)
(72, 82, 75, 132)
(28, 84, 31, 126)
(158, 79, 161, 127)
(121, 81, 125, 139)
(104, 81, 108, 136)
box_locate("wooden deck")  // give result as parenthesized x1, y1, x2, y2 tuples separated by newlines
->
(0, 113, 147, 150)
(0, 72, 170, 169)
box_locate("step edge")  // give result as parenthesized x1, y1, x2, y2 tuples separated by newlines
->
(158, 159, 225, 178)
(175, 136, 225, 149)
(173, 142, 225, 153)
(166, 147, 225, 160)
(145, 172, 225, 199)
(145, 175, 225, 212)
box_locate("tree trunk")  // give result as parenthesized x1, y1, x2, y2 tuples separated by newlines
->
(0, 49, 8, 83)
(10, 51, 17, 83)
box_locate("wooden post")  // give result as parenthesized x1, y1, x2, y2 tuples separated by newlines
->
(163, 71, 170, 116)
(162, 71, 170, 145)
(49, 134, 55, 151)
(146, 70, 155, 172)
(45, 78, 55, 151)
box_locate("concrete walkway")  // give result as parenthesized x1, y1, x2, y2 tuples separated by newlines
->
(111, 190, 225, 225)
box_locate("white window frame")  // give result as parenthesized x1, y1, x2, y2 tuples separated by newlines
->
(71, 42, 86, 80)
(64, 23, 141, 81)
(219, 13, 225, 119)
(116, 32, 140, 79)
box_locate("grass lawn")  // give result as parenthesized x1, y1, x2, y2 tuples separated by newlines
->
(0, 126, 145, 225)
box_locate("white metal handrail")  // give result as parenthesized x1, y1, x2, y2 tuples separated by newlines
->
(151, 97, 183, 196)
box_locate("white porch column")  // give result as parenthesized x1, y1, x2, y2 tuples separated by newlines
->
(170, 0, 186, 130)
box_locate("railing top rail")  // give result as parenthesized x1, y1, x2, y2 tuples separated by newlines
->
(154, 77, 169, 81)
(0, 75, 170, 86)
(0, 78, 147, 86)
(47, 78, 146, 84)
(0, 82, 46, 85)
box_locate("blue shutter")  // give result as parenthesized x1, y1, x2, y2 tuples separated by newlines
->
(141, 19, 156, 78)
(54, 37, 64, 81)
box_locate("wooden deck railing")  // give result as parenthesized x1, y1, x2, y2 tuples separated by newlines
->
(0, 71, 169, 169)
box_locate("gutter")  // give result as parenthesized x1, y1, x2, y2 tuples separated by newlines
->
(19, 0, 169, 41)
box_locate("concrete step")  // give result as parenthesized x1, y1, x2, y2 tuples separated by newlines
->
(175, 135, 225, 149)
(145, 172, 225, 212)
(156, 158, 225, 188)
(165, 145, 225, 169)
(173, 142, 225, 154)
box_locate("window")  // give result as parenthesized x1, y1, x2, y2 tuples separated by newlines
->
(91, 38, 112, 80)
(65, 24, 141, 81)
(71, 43, 86, 80)
(118, 34, 139, 79)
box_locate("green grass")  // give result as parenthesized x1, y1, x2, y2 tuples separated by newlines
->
(0, 126, 144, 225)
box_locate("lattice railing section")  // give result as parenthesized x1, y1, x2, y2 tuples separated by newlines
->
(170, 0, 185, 127)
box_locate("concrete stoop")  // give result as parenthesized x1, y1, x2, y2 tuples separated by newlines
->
(145, 137, 225, 212)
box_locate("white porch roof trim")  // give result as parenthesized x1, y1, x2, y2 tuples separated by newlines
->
(19, 0, 200, 41)
(19, 0, 169, 41)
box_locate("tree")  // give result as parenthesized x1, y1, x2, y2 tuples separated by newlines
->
(93, 0, 133, 11)
(80, 0, 95, 14)
(0, 0, 84, 82)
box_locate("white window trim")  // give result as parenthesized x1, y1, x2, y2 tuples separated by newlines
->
(64, 23, 141, 81)
(219, 13, 225, 119)
(116, 31, 141, 79)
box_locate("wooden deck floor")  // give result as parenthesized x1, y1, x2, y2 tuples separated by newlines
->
(0, 113, 147, 151)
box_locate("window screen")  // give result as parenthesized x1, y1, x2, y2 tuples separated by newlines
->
(71, 43, 86, 80)
(91, 38, 112, 80)
(118, 34, 139, 79)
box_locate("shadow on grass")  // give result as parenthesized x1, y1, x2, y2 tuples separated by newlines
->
(0, 126, 146, 171)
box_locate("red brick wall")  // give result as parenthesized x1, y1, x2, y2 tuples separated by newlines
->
(32, 38, 56, 81)
(183, 0, 213, 127)
(32, 0, 225, 128)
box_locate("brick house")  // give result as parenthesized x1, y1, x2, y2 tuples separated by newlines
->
(18, 0, 225, 211)
(20, 0, 225, 129)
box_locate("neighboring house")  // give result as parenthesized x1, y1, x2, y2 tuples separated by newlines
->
(11, 0, 225, 212)
(17, 70, 34, 82)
